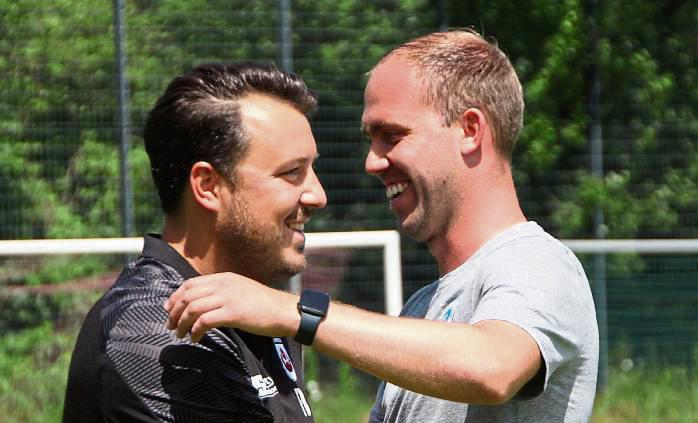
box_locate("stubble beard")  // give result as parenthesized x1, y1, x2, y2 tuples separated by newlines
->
(217, 199, 306, 283)
(397, 176, 451, 243)
(397, 206, 427, 241)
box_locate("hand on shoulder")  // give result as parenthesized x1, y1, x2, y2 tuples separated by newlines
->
(164, 272, 299, 342)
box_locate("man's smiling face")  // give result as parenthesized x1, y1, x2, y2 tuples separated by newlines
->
(217, 93, 326, 282)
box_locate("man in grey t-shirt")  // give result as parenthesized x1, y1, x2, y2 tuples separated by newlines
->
(165, 30, 599, 422)
(370, 222, 598, 422)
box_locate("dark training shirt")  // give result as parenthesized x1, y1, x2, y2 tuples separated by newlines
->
(63, 235, 314, 422)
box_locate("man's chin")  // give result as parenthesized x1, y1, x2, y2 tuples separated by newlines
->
(396, 216, 429, 242)
(266, 254, 306, 282)
(285, 255, 307, 275)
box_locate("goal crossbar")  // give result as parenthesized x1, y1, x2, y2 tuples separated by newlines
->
(4, 237, 696, 256)
(562, 239, 698, 254)
(0, 231, 404, 316)
(2, 235, 698, 316)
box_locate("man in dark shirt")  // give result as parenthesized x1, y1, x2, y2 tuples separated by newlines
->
(63, 62, 326, 422)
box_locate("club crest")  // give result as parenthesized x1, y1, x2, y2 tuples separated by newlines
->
(273, 338, 297, 381)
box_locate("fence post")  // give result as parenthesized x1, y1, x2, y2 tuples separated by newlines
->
(438, 0, 449, 32)
(279, 0, 293, 73)
(588, 0, 608, 392)
(113, 0, 134, 239)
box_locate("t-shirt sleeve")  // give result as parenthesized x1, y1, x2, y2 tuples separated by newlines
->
(469, 242, 595, 399)
(368, 381, 387, 422)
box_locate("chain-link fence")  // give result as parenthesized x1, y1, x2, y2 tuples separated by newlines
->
(1, 0, 697, 420)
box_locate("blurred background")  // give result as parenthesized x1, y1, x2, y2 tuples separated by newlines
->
(0, 0, 696, 421)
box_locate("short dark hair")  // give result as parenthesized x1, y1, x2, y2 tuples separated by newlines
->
(143, 62, 317, 214)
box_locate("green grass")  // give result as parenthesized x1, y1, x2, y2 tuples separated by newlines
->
(306, 366, 698, 423)
(1, 324, 696, 422)
(309, 382, 373, 422)
(592, 366, 698, 422)
(306, 357, 375, 422)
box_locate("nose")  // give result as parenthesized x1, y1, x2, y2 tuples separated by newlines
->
(365, 143, 390, 175)
(300, 167, 327, 209)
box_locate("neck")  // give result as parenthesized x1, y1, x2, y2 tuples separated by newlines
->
(427, 168, 526, 276)
(162, 214, 271, 281)
(162, 214, 219, 276)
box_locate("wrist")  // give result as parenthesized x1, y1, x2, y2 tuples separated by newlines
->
(289, 294, 302, 337)
(294, 289, 330, 346)
(278, 290, 303, 337)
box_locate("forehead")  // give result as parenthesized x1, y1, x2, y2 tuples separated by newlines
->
(361, 57, 434, 131)
(237, 93, 316, 166)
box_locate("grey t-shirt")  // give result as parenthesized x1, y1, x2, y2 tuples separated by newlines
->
(370, 222, 599, 422)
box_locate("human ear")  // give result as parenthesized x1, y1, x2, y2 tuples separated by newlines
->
(459, 108, 484, 156)
(189, 161, 222, 212)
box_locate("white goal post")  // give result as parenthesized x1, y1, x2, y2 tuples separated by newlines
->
(0, 230, 404, 316)
(562, 239, 698, 254)
(2, 235, 698, 317)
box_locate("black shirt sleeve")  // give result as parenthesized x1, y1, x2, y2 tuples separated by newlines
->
(63, 298, 160, 423)
(102, 289, 274, 422)
(64, 248, 312, 423)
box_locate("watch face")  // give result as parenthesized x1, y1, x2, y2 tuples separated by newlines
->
(301, 289, 329, 316)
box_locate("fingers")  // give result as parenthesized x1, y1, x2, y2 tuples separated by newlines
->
(162, 273, 285, 342)
(190, 308, 232, 342)
(173, 295, 224, 339)
(166, 283, 217, 331)
(163, 285, 183, 312)
(164, 276, 210, 311)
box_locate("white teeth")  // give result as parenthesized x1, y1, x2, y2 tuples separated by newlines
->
(386, 182, 409, 199)
(288, 222, 305, 231)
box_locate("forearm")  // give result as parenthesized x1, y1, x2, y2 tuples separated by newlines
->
(309, 302, 538, 404)
(165, 274, 540, 404)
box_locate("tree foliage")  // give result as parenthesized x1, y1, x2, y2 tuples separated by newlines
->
(0, 3, 696, 362)
(2, 0, 694, 240)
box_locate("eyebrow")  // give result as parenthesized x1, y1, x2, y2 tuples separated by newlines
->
(360, 121, 410, 137)
(278, 154, 320, 169)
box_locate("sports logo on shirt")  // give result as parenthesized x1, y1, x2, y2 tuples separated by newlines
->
(251, 374, 278, 399)
(441, 299, 460, 322)
(273, 337, 297, 381)
(442, 307, 454, 322)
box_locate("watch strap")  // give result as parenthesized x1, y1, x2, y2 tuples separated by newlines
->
(294, 289, 329, 346)
(295, 311, 323, 346)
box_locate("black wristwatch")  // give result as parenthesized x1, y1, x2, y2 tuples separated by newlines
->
(294, 289, 330, 346)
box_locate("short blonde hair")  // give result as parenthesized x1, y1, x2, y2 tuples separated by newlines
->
(376, 29, 524, 159)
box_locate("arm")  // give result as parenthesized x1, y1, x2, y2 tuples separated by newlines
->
(165, 273, 541, 404)
(315, 305, 540, 404)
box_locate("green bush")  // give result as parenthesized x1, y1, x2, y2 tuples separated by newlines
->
(0, 323, 75, 422)
(0, 287, 101, 333)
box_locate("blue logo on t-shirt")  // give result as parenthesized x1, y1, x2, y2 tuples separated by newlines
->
(442, 307, 454, 322)
(441, 299, 460, 322)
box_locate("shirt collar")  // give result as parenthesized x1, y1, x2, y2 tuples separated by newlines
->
(142, 233, 200, 279)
